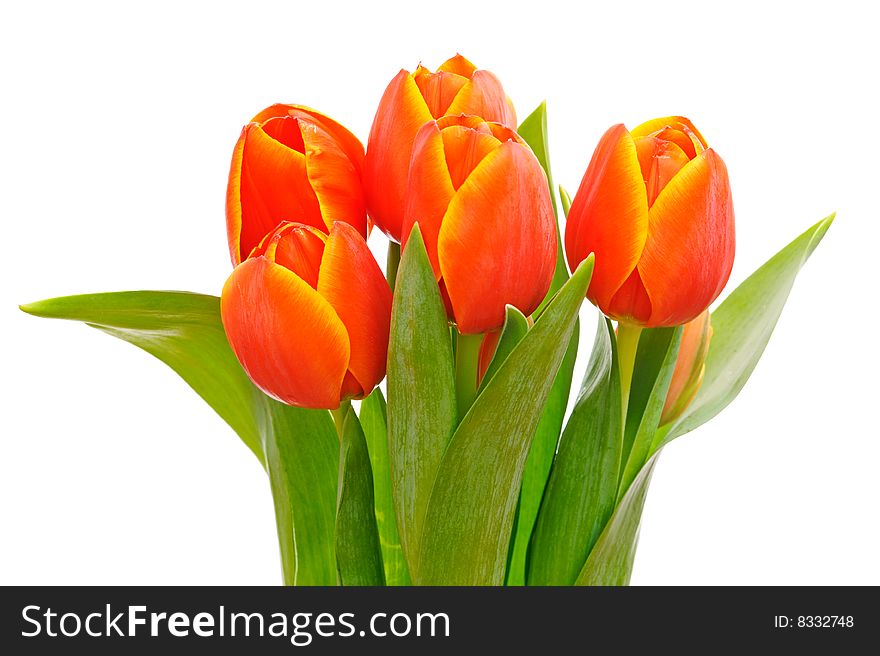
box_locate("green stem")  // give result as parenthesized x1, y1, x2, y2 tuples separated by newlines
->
(386, 242, 401, 292)
(616, 322, 642, 424)
(454, 331, 483, 420)
(331, 399, 352, 441)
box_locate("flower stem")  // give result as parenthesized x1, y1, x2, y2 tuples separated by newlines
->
(616, 322, 642, 424)
(454, 331, 483, 420)
(331, 399, 352, 441)
(386, 242, 401, 292)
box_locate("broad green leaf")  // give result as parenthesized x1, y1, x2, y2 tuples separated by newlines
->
(20, 291, 265, 462)
(359, 390, 411, 585)
(261, 400, 338, 585)
(575, 452, 660, 585)
(21, 291, 339, 585)
(479, 306, 529, 391)
(506, 320, 579, 585)
(335, 407, 385, 586)
(559, 185, 573, 217)
(527, 316, 621, 585)
(618, 327, 681, 497)
(386, 225, 457, 578)
(519, 102, 569, 314)
(658, 214, 835, 448)
(417, 257, 593, 585)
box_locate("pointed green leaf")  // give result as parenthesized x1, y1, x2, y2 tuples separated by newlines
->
(559, 185, 573, 217)
(659, 215, 835, 447)
(575, 452, 660, 586)
(20, 291, 266, 462)
(20, 291, 339, 585)
(527, 316, 622, 585)
(519, 102, 569, 314)
(360, 390, 411, 585)
(506, 320, 579, 585)
(261, 400, 338, 585)
(618, 326, 681, 496)
(386, 225, 457, 578)
(335, 407, 385, 586)
(479, 305, 529, 391)
(416, 257, 593, 585)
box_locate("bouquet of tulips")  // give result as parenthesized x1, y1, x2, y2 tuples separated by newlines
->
(22, 55, 832, 586)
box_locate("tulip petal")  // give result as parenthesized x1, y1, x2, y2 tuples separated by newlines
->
(401, 122, 456, 279)
(634, 136, 691, 206)
(638, 149, 735, 326)
(564, 124, 649, 312)
(254, 104, 365, 177)
(318, 223, 393, 395)
(412, 69, 470, 117)
(631, 116, 708, 156)
(226, 128, 247, 265)
(441, 125, 502, 190)
(233, 123, 324, 265)
(299, 115, 368, 237)
(438, 141, 556, 334)
(221, 257, 350, 409)
(364, 70, 434, 242)
(264, 222, 327, 290)
(438, 54, 477, 77)
(446, 70, 517, 127)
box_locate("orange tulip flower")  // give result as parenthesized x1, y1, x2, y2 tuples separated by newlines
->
(402, 114, 556, 334)
(660, 310, 712, 425)
(226, 104, 367, 266)
(363, 54, 517, 242)
(565, 117, 735, 327)
(221, 221, 391, 410)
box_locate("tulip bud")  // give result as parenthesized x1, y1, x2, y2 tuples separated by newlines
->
(221, 221, 391, 409)
(565, 117, 735, 327)
(402, 114, 556, 334)
(660, 310, 713, 425)
(226, 104, 367, 266)
(364, 54, 517, 242)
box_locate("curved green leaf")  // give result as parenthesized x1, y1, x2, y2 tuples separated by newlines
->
(386, 225, 457, 578)
(528, 316, 621, 585)
(479, 306, 529, 391)
(20, 291, 339, 585)
(519, 102, 569, 314)
(575, 452, 660, 586)
(360, 390, 410, 585)
(336, 407, 385, 586)
(618, 326, 681, 497)
(20, 291, 265, 462)
(659, 214, 835, 448)
(559, 185, 573, 217)
(417, 257, 593, 585)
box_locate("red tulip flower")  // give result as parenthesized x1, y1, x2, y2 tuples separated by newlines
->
(221, 221, 391, 409)
(226, 104, 367, 266)
(565, 117, 735, 327)
(402, 114, 556, 334)
(364, 54, 517, 242)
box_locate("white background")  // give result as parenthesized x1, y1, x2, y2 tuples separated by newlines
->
(2, 0, 877, 585)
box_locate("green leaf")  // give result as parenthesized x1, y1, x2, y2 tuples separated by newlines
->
(335, 407, 385, 586)
(386, 225, 457, 578)
(559, 185, 573, 217)
(618, 326, 681, 497)
(20, 291, 339, 585)
(527, 316, 622, 585)
(575, 452, 660, 586)
(261, 400, 338, 585)
(519, 102, 569, 314)
(506, 319, 579, 585)
(20, 291, 266, 462)
(359, 390, 411, 585)
(659, 214, 835, 448)
(416, 257, 593, 585)
(479, 306, 529, 391)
